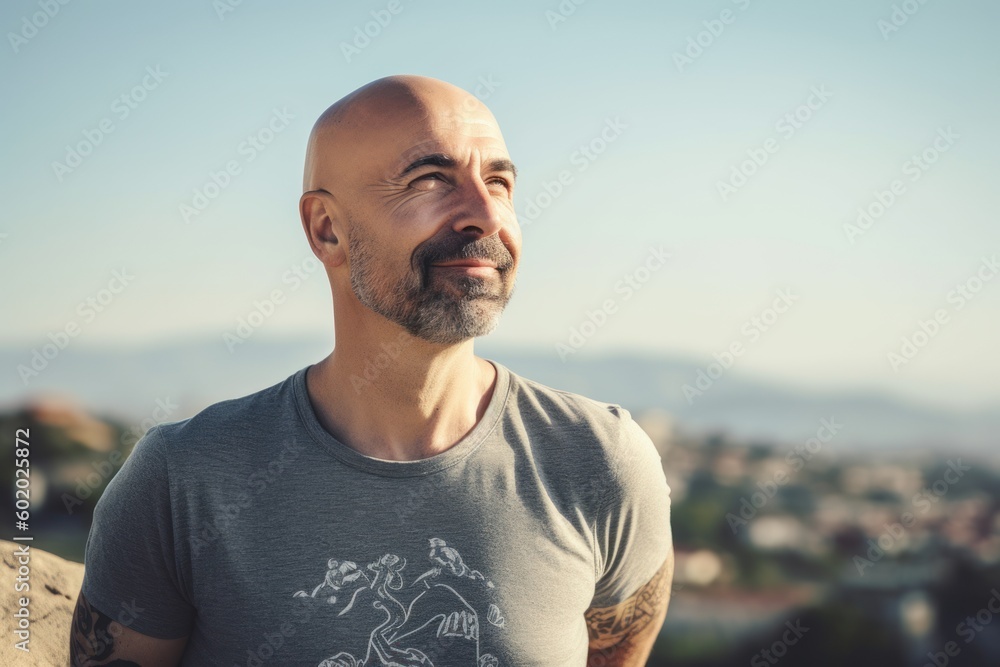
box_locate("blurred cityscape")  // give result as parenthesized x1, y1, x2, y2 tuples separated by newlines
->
(4, 390, 999, 666)
(639, 410, 1000, 666)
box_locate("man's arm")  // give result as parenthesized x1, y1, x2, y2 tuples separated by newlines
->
(585, 550, 674, 667)
(69, 591, 189, 667)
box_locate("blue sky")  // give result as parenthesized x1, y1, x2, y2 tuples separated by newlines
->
(2, 0, 998, 410)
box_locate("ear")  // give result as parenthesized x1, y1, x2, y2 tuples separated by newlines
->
(300, 189, 346, 268)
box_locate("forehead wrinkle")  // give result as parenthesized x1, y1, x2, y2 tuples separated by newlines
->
(391, 132, 511, 179)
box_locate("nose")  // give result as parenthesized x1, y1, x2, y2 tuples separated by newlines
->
(450, 176, 508, 239)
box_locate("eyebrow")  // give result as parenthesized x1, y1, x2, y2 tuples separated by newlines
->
(398, 153, 518, 181)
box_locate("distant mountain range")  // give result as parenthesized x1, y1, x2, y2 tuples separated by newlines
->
(1, 337, 996, 455)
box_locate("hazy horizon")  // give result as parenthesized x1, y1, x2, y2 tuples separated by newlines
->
(4, 0, 998, 412)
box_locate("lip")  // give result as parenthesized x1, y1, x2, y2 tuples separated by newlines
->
(430, 260, 498, 269)
(430, 265, 498, 277)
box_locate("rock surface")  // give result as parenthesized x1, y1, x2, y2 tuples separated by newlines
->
(2, 540, 84, 667)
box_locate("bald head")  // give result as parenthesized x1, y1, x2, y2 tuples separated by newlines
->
(302, 75, 504, 194)
(297, 75, 521, 347)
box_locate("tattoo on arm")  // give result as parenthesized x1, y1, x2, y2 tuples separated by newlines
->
(585, 553, 673, 652)
(70, 594, 140, 667)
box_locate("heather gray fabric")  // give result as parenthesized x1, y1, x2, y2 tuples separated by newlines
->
(82, 359, 672, 666)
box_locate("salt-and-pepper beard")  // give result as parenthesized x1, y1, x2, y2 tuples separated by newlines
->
(347, 219, 516, 345)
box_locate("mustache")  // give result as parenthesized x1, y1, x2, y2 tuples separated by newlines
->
(414, 235, 514, 272)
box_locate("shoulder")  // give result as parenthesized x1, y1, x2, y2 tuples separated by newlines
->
(504, 365, 629, 431)
(502, 365, 663, 482)
(149, 368, 302, 459)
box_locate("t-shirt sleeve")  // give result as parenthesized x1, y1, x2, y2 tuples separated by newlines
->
(81, 425, 195, 639)
(591, 407, 673, 608)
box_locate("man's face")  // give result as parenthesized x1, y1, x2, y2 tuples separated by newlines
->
(343, 95, 521, 345)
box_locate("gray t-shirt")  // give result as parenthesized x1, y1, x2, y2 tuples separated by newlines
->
(82, 359, 672, 666)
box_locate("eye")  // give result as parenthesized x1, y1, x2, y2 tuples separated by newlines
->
(487, 177, 513, 193)
(410, 173, 446, 190)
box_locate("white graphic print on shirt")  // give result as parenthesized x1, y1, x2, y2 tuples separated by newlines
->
(292, 537, 504, 666)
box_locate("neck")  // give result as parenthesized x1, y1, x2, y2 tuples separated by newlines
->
(305, 321, 497, 462)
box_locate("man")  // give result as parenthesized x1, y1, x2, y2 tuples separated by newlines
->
(71, 74, 673, 666)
